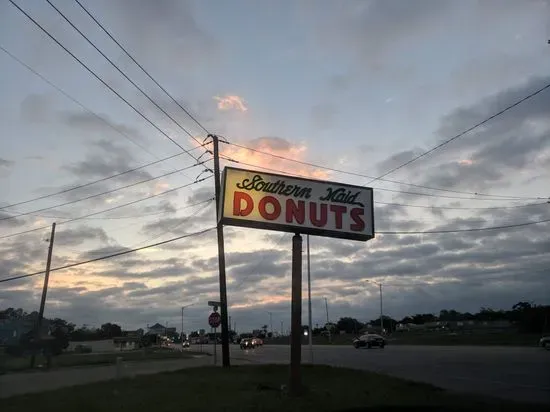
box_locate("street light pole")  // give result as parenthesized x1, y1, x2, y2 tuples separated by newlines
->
(366, 280, 384, 334)
(181, 304, 194, 343)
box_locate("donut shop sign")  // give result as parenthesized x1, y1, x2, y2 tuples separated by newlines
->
(220, 167, 374, 241)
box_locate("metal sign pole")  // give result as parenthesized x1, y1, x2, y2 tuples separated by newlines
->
(290, 233, 303, 395)
(214, 327, 217, 365)
(307, 234, 313, 364)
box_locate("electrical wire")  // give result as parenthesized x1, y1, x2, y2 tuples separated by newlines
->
(0, 146, 208, 212)
(374, 200, 549, 211)
(1, 196, 214, 220)
(0, 176, 213, 240)
(46, 0, 204, 149)
(377, 217, 550, 235)
(55, 197, 215, 256)
(0, 227, 216, 284)
(365, 82, 550, 184)
(0, 44, 157, 159)
(219, 156, 544, 203)
(0, 159, 212, 222)
(8, 0, 199, 161)
(220, 141, 547, 201)
(73, 0, 210, 140)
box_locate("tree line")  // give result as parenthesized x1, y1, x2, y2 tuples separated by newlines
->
(0, 308, 123, 341)
(323, 301, 550, 335)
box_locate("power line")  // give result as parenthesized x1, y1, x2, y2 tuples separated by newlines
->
(8, 0, 199, 161)
(55, 198, 215, 256)
(0, 146, 207, 212)
(219, 156, 542, 202)
(45, 0, 204, 149)
(378, 217, 550, 235)
(366, 81, 550, 184)
(221, 141, 547, 200)
(1, 196, 214, 220)
(73, 0, 210, 139)
(0, 176, 213, 240)
(0, 159, 212, 222)
(374, 200, 549, 211)
(0, 227, 216, 284)
(0, 44, 157, 159)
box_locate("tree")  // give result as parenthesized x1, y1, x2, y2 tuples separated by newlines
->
(336, 317, 364, 334)
(99, 323, 122, 339)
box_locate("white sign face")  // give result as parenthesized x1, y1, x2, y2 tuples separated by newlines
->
(220, 167, 374, 241)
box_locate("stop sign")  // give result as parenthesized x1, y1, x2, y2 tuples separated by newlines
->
(208, 312, 221, 328)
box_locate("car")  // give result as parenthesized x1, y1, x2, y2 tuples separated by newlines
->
(240, 338, 255, 350)
(352, 334, 386, 349)
(252, 337, 263, 346)
(539, 336, 550, 350)
(182, 340, 190, 348)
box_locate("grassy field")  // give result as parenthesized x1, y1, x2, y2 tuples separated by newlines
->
(0, 348, 203, 373)
(268, 332, 541, 346)
(2, 364, 546, 411)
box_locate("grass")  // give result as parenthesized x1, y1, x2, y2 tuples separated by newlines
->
(2, 364, 546, 412)
(0, 348, 203, 373)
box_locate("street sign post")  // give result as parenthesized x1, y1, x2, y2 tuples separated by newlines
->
(209, 312, 221, 366)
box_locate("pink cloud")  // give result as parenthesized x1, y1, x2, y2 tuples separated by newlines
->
(213, 95, 248, 112)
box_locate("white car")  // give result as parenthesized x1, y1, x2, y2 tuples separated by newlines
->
(539, 336, 549, 350)
(182, 340, 190, 348)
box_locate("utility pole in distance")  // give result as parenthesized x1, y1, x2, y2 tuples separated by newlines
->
(210, 134, 230, 367)
(324, 297, 331, 344)
(366, 280, 384, 334)
(31, 222, 56, 368)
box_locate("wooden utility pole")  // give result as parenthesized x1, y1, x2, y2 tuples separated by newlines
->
(30, 222, 56, 368)
(290, 233, 303, 395)
(307, 235, 313, 363)
(210, 134, 230, 367)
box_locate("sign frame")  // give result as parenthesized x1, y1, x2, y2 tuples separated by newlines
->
(220, 166, 375, 241)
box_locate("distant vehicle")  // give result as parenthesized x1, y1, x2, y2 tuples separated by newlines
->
(353, 334, 386, 349)
(240, 338, 255, 350)
(539, 336, 550, 350)
(252, 337, 263, 346)
(182, 340, 190, 348)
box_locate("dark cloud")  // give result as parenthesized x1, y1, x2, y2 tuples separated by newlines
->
(310, 103, 338, 130)
(54, 226, 110, 247)
(0, 158, 15, 177)
(19, 93, 52, 123)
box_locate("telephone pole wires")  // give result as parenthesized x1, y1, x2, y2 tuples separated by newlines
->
(30, 222, 56, 368)
(211, 134, 230, 367)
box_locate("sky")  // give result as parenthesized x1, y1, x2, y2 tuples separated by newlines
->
(0, 0, 549, 334)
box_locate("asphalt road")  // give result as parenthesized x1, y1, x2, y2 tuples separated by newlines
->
(217, 344, 550, 404)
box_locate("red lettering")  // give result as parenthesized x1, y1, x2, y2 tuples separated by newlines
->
(286, 199, 305, 224)
(330, 205, 347, 229)
(259, 196, 281, 220)
(309, 202, 328, 227)
(350, 208, 365, 231)
(233, 191, 253, 216)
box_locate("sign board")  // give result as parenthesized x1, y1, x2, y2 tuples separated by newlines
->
(208, 300, 221, 310)
(208, 312, 221, 328)
(220, 167, 374, 241)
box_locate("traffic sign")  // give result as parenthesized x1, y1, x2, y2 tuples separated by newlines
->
(208, 312, 221, 328)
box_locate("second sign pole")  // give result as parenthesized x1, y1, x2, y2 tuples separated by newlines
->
(290, 233, 303, 395)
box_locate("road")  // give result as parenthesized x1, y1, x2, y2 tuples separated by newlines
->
(213, 344, 550, 404)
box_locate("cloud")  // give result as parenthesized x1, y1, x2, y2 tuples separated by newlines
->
(221, 136, 329, 179)
(54, 226, 111, 247)
(0, 158, 15, 177)
(213, 95, 248, 112)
